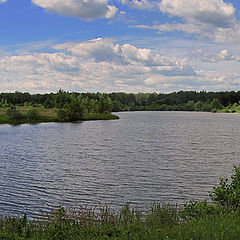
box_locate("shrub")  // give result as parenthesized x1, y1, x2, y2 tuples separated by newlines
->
(6, 106, 23, 121)
(26, 108, 40, 121)
(209, 165, 240, 210)
(57, 99, 84, 122)
(57, 109, 67, 121)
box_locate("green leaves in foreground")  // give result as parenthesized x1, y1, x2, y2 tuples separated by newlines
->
(209, 165, 240, 210)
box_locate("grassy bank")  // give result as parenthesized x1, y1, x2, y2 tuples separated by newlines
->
(1, 204, 240, 240)
(0, 106, 119, 125)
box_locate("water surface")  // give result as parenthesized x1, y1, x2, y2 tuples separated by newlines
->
(0, 111, 239, 217)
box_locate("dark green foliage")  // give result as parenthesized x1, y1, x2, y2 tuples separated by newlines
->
(53, 89, 72, 108)
(202, 100, 212, 112)
(66, 98, 84, 121)
(211, 98, 223, 110)
(43, 98, 53, 109)
(2, 90, 240, 113)
(26, 108, 40, 121)
(179, 200, 218, 221)
(57, 109, 67, 121)
(209, 166, 240, 210)
(194, 101, 204, 111)
(57, 98, 84, 122)
(98, 95, 112, 113)
(6, 106, 23, 121)
(111, 100, 123, 112)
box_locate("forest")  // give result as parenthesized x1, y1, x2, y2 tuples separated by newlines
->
(1, 90, 240, 113)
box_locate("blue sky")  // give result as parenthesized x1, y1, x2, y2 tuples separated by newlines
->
(1, 0, 240, 93)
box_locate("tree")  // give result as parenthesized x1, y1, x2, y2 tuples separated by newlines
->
(194, 101, 203, 111)
(111, 100, 123, 112)
(43, 98, 53, 109)
(184, 101, 195, 111)
(211, 98, 223, 110)
(58, 98, 84, 122)
(98, 95, 112, 113)
(53, 89, 71, 108)
(202, 100, 212, 112)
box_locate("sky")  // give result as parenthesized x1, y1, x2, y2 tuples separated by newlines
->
(1, 0, 240, 93)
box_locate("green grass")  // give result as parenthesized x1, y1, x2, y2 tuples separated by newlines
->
(171, 214, 240, 240)
(1, 203, 240, 240)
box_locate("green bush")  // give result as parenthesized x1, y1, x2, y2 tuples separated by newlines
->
(6, 106, 23, 121)
(26, 108, 40, 121)
(57, 99, 84, 122)
(57, 109, 67, 121)
(209, 165, 240, 210)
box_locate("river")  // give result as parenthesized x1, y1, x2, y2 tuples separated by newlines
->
(0, 111, 239, 217)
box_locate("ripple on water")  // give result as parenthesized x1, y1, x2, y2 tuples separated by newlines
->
(0, 111, 240, 217)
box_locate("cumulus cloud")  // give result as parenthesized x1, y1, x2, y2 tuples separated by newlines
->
(135, 0, 240, 42)
(189, 49, 240, 63)
(0, 0, 7, 3)
(0, 38, 197, 93)
(2, 38, 240, 93)
(53, 38, 195, 76)
(195, 70, 240, 90)
(32, 0, 118, 20)
(159, 0, 235, 28)
(120, 0, 157, 10)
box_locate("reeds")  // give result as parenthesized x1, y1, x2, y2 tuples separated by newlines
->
(1, 202, 240, 240)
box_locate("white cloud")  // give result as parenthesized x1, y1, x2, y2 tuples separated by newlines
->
(136, 22, 240, 42)
(120, 0, 157, 10)
(135, 0, 240, 42)
(32, 0, 118, 20)
(159, 0, 235, 28)
(189, 49, 240, 63)
(2, 38, 240, 93)
(53, 38, 195, 77)
(0, 0, 7, 3)
(195, 70, 240, 90)
(0, 39, 197, 93)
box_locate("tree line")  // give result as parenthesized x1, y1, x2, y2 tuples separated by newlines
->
(1, 90, 240, 113)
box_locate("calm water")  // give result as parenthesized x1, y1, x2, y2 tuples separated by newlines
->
(0, 111, 240, 217)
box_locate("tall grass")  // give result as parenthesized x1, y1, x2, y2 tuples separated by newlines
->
(1, 203, 240, 240)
